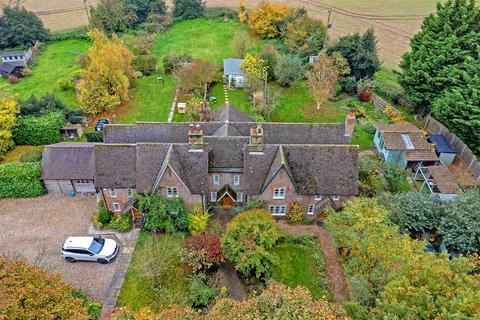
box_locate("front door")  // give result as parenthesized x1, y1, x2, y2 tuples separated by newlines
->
(221, 196, 233, 208)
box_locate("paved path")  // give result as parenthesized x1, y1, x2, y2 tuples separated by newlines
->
(167, 88, 180, 122)
(277, 221, 349, 305)
(223, 84, 229, 105)
(217, 261, 248, 301)
(100, 227, 140, 319)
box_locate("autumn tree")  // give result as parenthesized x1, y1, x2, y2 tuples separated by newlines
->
(77, 30, 134, 115)
(238, 0, 248, 23)
(231, 32, 254, 59)
(0, 256, 92, 319)
(307, 52, 350, 109)
(0, 86, 19, 160)
(247, 3, 291, 39)
(90, 0, 135, 33)
(241, 53, 268, 94)
(281, 8, 327, 58)
(175, 60, 218, 99)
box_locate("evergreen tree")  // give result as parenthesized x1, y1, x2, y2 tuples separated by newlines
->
(172, 0, 204, 20)
(399, 0, 480, 111)
(123, 0, 166, 25)
(327, 28, 380, 80)
(0, 6, 48, 49)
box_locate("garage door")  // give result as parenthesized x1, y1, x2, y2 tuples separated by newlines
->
(73, 180, 96, 193)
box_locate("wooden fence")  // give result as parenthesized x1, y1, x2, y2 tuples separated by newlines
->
(424, 115, 480, 183)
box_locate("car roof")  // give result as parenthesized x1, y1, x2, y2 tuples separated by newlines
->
(63, 236, 94, 249)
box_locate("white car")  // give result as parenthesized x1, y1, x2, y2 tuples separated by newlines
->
(61, 236, 119, 264)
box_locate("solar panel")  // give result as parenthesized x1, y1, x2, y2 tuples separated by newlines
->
(401, 134, 414, 150)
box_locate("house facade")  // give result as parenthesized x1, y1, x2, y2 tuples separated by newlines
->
(374, 123, 439, 169)
(41, 105, 359, 219)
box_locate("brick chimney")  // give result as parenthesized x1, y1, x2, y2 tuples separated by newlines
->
(188, 124, 203, 151)
(249, 123, 264, 153)
(344, 109, 356, 138)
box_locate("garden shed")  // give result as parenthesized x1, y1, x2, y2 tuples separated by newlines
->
(427, 135, 457, 166)
(414, 165, 460, 200)
(60, 124, 83, 139)
(223, 58, 247, 88)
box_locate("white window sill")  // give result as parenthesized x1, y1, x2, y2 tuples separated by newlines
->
(272, 197, 285, 200)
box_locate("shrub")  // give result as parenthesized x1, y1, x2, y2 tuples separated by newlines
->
(69, 70, 82, 84)
(384, 163, 407, 193)
(75, 53, 90, 68)
(20, 150, 43, 163)
(287, 202, 304, 224)
(68, 115, 83, 124)
(203, 7, 237, 19)
(135, 71, 144, 78)
(97, 203, 114, 226)
(85, 131, 104, 142)
(187, 273, 218, 308)
(49, 28, 89, 41)
(13, 111, 65, 145)
(186, 233, 224, 265)
(19, 94, 67, 116)
(172, 0, 204, 20)
(188, 206, 209, 236)
(374, 82, 403, 103)
(137, 191, 189, 234)
(339, 76, 357, 95)
(234, 199, 264, 213)
(7, 75, 18, 83)
(181, 247, 212, 274)
(222, 209, 281, 278)
(22, 68, 32, 77)
(0, 162, 46, 198)
(163, 53, 192, 73)
(108, 214, 133, 232)
(274, 54, 305, 87)
(57, 78, 71, 91)
(132, 55, 157, 75)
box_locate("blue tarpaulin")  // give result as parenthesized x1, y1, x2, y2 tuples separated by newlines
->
(428, 135, 457, 154)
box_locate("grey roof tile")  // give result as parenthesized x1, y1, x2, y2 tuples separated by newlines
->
(95, 144, 137, 188)
(41, 143, 95, 180)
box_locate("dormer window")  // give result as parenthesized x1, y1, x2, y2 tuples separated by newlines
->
(273, 188, 286, 199)
(315, 195, 322, 201)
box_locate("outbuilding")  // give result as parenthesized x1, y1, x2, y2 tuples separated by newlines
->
(223, 58, 247, 89)
(427, 134, 457, 166)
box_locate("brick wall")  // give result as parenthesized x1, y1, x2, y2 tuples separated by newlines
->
(102, 188, 130, 213)
(157, 166, 203, 209)
(207, 172, 246, 203)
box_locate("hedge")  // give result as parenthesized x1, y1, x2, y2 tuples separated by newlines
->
(13, 111, 65, 145)
(0, 162, 46, 198)
(85, 131, 103, 142)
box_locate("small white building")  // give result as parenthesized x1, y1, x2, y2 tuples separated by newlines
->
(223, 58, 247, 89)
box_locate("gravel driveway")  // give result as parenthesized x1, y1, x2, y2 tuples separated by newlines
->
(0, 194, 118, 302)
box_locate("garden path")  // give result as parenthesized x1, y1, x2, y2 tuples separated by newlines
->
(217, 262, 248, 301)
(167, 88, 180, 122)
(277, 221, 349, 305)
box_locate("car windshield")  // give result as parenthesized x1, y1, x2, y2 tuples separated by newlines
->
(88, 238, 105, 254)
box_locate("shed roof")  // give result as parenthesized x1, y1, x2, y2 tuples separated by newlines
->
(223, 59, 244, 76)
(428, 165, 461, 194)
(1, 50, 28, 57)
(428, 135, 457, 154)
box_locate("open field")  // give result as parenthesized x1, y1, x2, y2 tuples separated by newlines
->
(0, 0, 442, 67)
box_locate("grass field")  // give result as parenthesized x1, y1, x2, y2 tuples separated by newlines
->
(0, 39, 88, 107)
(0, 0, 441, 67)
(272, 241, 331, 300)
(118, 232, 190, 310)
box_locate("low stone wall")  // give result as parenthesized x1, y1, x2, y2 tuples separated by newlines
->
(372, 93, 389, 111)
(424, 115, 480, 183)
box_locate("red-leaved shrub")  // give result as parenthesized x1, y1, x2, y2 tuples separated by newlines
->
(186, 233, 224, 264)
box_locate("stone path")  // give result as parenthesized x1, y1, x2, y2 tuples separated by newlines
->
(100, 227, 141, 319)
(217, 261, 248, 301)
(277, 221, 349, 305)
(223, 84, 229, 105)
(167, 88, 180, 122)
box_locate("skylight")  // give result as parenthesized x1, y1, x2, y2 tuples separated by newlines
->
(401, 134, 414, 150)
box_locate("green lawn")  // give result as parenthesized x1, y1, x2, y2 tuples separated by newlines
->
(1, 39, 89, 107)
(152, 18, 261, 65)
(374, 68, 402, 90)
(0, 145, 44, 164)
(272, 242, 331, 300)
(117, 75, 176, 123)
(118, 232, 190, 310)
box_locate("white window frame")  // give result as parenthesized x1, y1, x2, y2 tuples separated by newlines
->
(213, 175, 220, 186)
(315, 195, 322, 201)
(233, 175, 240, 186)
(108, 188, 117, 198)
(307, 204, 315, 215)
(112, 202, 121, 212)
(210, 192, 217, 202)
(268, 205, 286, 216)
(127, 188, 134, 198)
(332, 195, 340, 201)
(166, 186, 179, 198)
(272, 188, 286, 199)
(236, 192, 243, 202)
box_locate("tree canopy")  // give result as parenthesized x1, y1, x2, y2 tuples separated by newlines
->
(0, 86, 19, 160)
(327, 28, 380, 80)
(172, 0, 205, 20)
(0, 6, 48, 49)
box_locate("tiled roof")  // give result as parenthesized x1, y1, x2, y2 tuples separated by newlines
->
(375, 123, 422, 133)
(428, 165, 460, 194)
(262, 123, 351, 144)
(382, 132, 431, 150)
(283, 145, 359, 195)
(94, 144, 137, 188)
(135, 143, 170, 192)
(211, 104, 254, 122)
(404, 149, 439, 162)
(205, 136, 249, 169)
(244, 145, 279, 194)
(41, 143, 96, 180)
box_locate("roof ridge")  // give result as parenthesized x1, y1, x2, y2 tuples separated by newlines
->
(152, 144, 173, 192)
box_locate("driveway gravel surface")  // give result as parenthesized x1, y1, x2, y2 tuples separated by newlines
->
(0, 194, 118, 303)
